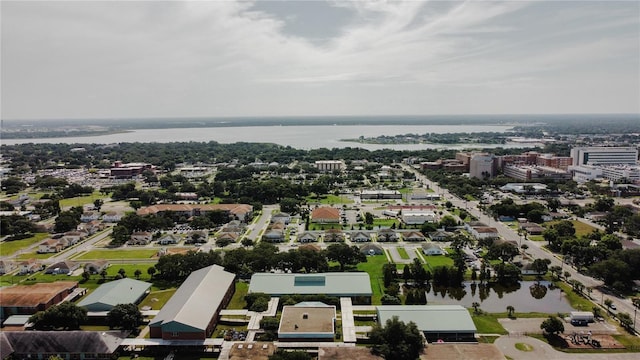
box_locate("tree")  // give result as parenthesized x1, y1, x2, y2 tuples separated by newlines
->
(118, 268, 127, 278)
(29, 302, 87, 330)
(241, 238, 255, 247)
(531, 258, 551, 278)
(507, 305, 515, 318)
(616, 312, 634, 331)
(134, 269, 142, 279)
(381, 294, 402, 305)
(107, 303, 143, 331)
(147, 266, 156, 278)
(471, 302, 481, 315)
(81, 271, 91, 282)
(325, 243, 365, 271)
(369, 316, 425, 360)
(383, 263, 397, 287)
(364, 212, 374, 225)
(604, 299, 614, 313)
(540, 316, 564, 335)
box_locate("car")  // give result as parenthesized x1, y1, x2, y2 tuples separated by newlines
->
(610, 304, 617, 310)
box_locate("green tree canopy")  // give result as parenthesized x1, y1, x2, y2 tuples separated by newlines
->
(107, 303, 144, 331)
(369, 316, 425, 360)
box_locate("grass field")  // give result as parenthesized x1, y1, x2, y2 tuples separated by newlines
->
(104, 264, 157, 281)
(227, 281, 249, 309)
(15, 252, 57, 260)
(470, 312, 508, 334)
(545, 220, 598, 237)
(138, 288, 177, 311)
(357, 255, 389, 305)
(59, 192, 108, 209)
(424, 255, 454, 269)
(0, 233, 49, 257)
(306, 194, 353, 204)
(372, 219, 400, 228)
(555, 281, 592, 312)
(397, 247, 410, 259)
(74, 249, 158, 260)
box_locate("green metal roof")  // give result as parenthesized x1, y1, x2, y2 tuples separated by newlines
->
(77, 278, 151, 312)
(376, 305, 476, 333)
(248, 272, 372, 297)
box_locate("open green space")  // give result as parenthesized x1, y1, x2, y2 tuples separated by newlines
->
(0, 233, 49, 257)
(308, 223, 349, 231)
(397, 247, 410, 259)
(103, 264, 157, 281)
(14, 252, 57, 260)
(74, 249, 158, 260)
(545, 220, 598, 237)
(555, 281, 591, 312)
(138, 288, 177, 311)
(515, 342, 534, 351)
(423, 255, 454, 269)
(470, 312, 508, 335)
(357, 255, 389, 305)
(372, 218, 400, 228)
(306, 194, 353, 204)
(227, 281, 249, 310)
(59, 192, 108, 209)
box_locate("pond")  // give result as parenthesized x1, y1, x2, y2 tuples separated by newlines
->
(425, 281, 575, 313)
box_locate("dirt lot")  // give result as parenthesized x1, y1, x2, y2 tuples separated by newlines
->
(560, 333, 625, 350)
(422, 343, 504, 360)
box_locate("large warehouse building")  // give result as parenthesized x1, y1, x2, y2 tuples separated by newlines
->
(149, 265, 235, 340)
(376, 305, 476, 342)
(0, 281, 78, 320)
(248, 273, 372, 304)
(77, 278, 151, 312)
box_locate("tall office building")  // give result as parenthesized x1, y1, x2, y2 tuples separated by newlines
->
(469, 154, 496, 179)
(570, 147, 638, 166)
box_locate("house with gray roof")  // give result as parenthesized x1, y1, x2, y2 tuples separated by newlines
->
(376, 305, 476, 342)
(248, 272, 372, 304)
(77, 278, 151, 312)
(149, 264, 235, 340)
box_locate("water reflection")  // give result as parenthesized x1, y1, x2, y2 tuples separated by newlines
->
(426, 281, 574, 313)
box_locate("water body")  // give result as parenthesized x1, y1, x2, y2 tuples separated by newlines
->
(426, 281, 574, 313)
(1, 124, 532, 150)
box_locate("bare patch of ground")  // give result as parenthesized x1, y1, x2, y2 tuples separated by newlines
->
(422, 343, 504, 360)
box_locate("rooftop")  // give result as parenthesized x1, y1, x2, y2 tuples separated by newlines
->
(377, 305, 476, 333)
(0, 281, 77, 307)
(248, 273, 371, 297)
(278, 306, 336, 334)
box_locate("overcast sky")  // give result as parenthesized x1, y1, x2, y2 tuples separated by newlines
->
(2, 0, 639, 120)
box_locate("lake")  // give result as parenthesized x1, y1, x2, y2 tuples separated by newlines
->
(426, 281, 574, 313)
(1, 124, 537, 150)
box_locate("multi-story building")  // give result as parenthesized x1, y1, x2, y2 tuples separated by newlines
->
(469, 154, 496, 179)
(536, 154, 573, 170)
(315, 160, 345, 172)
(569, 164, 640, 183)
(570, 147, 638, 166)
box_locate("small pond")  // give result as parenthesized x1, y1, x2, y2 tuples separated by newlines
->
(424, 281, 575, 313)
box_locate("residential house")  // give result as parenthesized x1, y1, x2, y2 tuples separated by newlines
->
(102, 211, 123, 223)
(128, 231, 153, 245)
(158, 233, 181, 245)
(18, 259, 41, 275)
(62, 230, 87, 245)
(377, 229, 398, 242)
(403, 231, 426, 242)
(185, 230, 208, 244)
(0, 260, 15, 275)
(520, 222, 545, 235)
(84, 260, 109, 274)
(464, 221, 488, 232)
(263, 226, 285, 243)
(422, 243, 446, 256)
(324, 229, 345, 242)
(429, 229, 453, 241)
(469, 227, 500, 240)
(350, 231, 371, 242)
(38, 239, 64, 254)
(297, 232, 318, 243)
(585, 212, 608, 222)
(222, 220, 245, 233)
(80, 211, 100, 223)
(216, 232, 238, 243)
(77, 220, 103, 235)
(45, 261, 80, 275)
(271, 212, 291, 225)
(312, 207, 340, 223)
(359, 243, 384, 256)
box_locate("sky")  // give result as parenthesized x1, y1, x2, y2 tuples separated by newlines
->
(1, 0, 639, 120)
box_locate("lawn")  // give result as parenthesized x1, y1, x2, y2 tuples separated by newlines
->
(545, 220, 598, 237)
(0, 233, 49, 257)
(357, 255, 389, 305)
(470, 312, 508, 335)
(554, 281, 591, 312)
(104, 264, 157, 281)
(138, 288, 177, 311)
(59, 192, 108, 209)
(372, 219, 400, 228)
(74, 249, 158, 260)
(423, 255, 454, 269)
(227, 281, 249, 309)
(306, 194, 353, 204)
(397, 247, 410, 259)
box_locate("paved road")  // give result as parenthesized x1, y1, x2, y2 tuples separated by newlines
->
(495, 335, 639, 360)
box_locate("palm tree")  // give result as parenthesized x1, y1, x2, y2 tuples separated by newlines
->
(472, 302, 481, 315)
(507, 305, 515, 318)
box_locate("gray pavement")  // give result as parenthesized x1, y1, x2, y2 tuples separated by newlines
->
(495, 335, 640, 360)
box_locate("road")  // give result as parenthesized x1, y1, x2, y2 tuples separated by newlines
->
(403, 164, 640, 334)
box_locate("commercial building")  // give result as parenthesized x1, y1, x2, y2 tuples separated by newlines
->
(469, 154, 496, 179)
(77, 278, 151, 312)
(0, 331, 127, 360)
(248, 273, 372, 303)
(315, 160, 345, 172)
(569, 164, 640, 184)
(570, 146, 638, 166)
(376, 305, 476, 342)
(110, 161, 155, 179)
(503, 165, 570, 181)
(137, 203, 253, 222)
(360, 190, 402, 200)
(278, 302, 336, 342)
(0, 281, 78, 320)
(149, 265, 235, 340)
